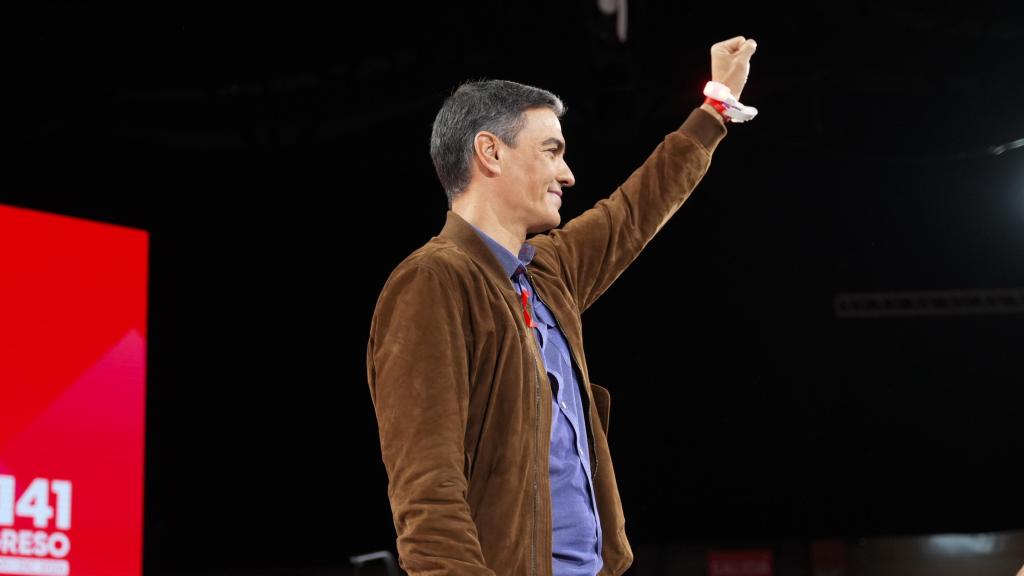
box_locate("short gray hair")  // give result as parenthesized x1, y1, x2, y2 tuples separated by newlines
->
(430, 79, 565, 206)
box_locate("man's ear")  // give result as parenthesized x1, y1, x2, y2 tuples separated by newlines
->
(473, 131, 502, 177)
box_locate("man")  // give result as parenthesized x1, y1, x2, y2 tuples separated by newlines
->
(367, 36, 757, 575)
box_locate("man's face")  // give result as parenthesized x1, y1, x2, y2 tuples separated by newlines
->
(496, 108, 575, 234)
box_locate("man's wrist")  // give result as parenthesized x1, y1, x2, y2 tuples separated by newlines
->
(702, 81, 758, 123)
(700, 101, 726, 124)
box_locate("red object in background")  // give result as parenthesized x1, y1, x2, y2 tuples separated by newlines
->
(708, 548, 774, 576)
(810, 539, 847, 576)
(0, 205, 147, 576)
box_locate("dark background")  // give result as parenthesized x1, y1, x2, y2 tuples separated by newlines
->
(9, 1, 1024, 574)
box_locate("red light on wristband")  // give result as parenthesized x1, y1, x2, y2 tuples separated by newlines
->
(704, 96, 730, 121)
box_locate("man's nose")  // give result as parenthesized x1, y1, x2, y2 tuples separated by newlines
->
(558, 162, 576, 188)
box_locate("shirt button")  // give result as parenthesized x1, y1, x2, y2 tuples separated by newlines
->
(561, 401, 567, 410)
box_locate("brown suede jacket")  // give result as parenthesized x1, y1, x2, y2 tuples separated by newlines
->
(367, 108, 726, 575)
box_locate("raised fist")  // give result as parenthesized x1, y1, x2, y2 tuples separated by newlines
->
(711, 36, 757, 100)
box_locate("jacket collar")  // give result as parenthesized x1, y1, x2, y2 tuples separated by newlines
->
(439, 211, 516, 287)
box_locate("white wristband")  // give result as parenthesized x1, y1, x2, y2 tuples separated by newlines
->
(703, 81, 758, 123)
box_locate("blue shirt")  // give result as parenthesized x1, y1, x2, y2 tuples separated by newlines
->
(473, 227, 603, 576)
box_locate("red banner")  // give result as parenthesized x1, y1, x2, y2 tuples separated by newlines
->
(0, 205, 147, 576)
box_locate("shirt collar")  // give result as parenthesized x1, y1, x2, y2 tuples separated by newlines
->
(471, 225, 536, 279)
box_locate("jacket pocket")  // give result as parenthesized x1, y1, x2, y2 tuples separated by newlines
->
(590, 383, 611, 436)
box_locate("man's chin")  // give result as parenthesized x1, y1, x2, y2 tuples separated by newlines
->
(527, 213, 561, 234)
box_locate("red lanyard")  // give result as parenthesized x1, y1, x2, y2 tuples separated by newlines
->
(520, 286, 536, 328)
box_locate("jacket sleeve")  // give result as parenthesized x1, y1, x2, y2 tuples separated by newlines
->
(531, 107, 727, 313)
(367, 263, 495, 575)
